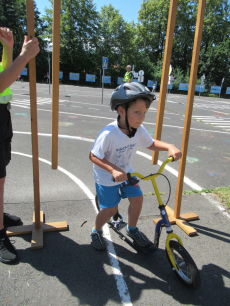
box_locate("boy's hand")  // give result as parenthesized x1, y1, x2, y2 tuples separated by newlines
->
(112, 169, 127, 183)
(0, 27, 14, 49)
(168, 145, 182, 161)
(20, 36, 40, 61)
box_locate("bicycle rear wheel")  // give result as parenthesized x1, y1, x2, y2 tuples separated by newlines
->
(95, 195, 100, 212)
(166, 240, 201, 290)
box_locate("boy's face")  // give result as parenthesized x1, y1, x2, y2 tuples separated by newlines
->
(122, 99, 148, 129)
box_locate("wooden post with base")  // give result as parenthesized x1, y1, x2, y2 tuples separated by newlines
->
(152, 0, 178, 166)
(152, 0, 206, 236)
(52, 0, 61, 170)
(6, 0, 68, 248)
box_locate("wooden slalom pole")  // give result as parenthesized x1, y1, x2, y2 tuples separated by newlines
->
(174, 0, 206, 219)
(26, 0, 41, 230)
(152, 0, 206, 236)
(6, 0, 68, 247)
(152, 0, 178, 165)
(51, 0, 61, 169)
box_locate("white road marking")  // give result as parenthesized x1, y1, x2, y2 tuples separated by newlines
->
(192, 115, 230, 129)
(11, 100, 230, 135)
(11, 151, 133, 306)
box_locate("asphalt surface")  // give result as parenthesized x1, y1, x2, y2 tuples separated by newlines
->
(1, 82, 230, 305)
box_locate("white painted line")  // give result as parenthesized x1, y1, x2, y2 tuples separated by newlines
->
(11, 103, 230, 135)
(13, 131, 203, 190)
(11, 151, 133, 306)
(11, 101, 30, 105)
(202, 121, 230, 123)
(136, 151, 203, 191)
(88, 108, 99, 110)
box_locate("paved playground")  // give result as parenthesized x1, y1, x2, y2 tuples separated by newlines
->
(0, 82, 230, 305)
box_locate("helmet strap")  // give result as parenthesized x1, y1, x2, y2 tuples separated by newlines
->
(117, 105, 137, 138)
(125, 104, 137, 138)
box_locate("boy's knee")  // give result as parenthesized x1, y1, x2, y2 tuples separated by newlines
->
(130, 195, 143, 206)
(109, 206, 118, 216)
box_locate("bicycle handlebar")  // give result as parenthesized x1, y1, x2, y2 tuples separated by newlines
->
(130, 156, 174, 181)
(112, 157, 174, 184)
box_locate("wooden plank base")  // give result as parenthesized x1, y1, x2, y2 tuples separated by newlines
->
(31, 211, 44, 249)
(6, 211, 68, 249)
(153, 206, 199, 236)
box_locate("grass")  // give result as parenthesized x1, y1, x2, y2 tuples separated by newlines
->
(143, 192, 165, 196)
(183, 187, 230, 210)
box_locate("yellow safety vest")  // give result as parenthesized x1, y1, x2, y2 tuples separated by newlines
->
(0, 63, 12, 104)
(123, 71, 133, 82)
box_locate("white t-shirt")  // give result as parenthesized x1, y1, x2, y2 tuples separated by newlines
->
(91, 120, 154, 186)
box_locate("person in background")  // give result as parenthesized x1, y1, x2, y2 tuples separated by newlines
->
(152, 84, 156, 92)
(123, 65, 133, 83)
(0, 27, 39, 264)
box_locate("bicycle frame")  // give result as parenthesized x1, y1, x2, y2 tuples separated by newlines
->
(130, 157, 183, 270)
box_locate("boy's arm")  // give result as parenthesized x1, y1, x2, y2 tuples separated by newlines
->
(147, 140, 182, 161)
(0, 35, 39, 93)
(89, 152, 127, 182)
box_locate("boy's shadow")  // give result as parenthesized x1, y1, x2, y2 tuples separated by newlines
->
(17, 232, 230, 306)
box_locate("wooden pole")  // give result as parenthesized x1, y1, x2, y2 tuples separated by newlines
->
(174, 0, 206, 218)
(152, 0, 178, 165)
(26, 0, 40, 229)
(51, 0, 61, 169)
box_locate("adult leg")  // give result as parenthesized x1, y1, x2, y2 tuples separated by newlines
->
(0, 176, 18, 263)
(0, 176, 5, 230)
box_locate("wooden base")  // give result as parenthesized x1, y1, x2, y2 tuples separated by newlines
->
(6, 211, 68, 249)
(153, 206, 199, 236)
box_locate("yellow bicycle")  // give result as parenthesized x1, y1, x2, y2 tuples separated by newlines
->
(95, 157, 201, 290)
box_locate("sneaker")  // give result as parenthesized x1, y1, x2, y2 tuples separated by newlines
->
(126, 227, 151, 247)
(0, 230, 18, 264)
(3, 213, 22, 227)
(90, 231, 106, 250)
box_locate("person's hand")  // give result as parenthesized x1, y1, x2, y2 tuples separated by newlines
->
(0, 27, 14, 49)
(168, 145, 182, 161)
(20, 36, 40, 61)
(112, 169, 127, 183)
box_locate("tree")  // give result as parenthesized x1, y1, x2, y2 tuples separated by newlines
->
(198, 0, 230, 94)
(43, 0, 100, 82)
(137, 0, 170, 63)
(97, 4, 137, 86)
(0, 0, 48, 81)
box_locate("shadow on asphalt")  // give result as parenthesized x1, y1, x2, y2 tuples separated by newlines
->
(15, 231, 230, 306)
(189, 222, 230, 243)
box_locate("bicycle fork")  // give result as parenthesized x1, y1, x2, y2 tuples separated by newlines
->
(151, 177, 183, 269)
(160, 207, 183, 271)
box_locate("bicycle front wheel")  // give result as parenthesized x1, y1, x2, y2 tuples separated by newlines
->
(166, 240, 201, 290)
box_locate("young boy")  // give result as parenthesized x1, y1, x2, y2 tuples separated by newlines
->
(89, 82, 182, 250)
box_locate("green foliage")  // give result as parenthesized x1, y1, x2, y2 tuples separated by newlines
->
(0, 0, 48, 81)
(1, 0, 229, 90)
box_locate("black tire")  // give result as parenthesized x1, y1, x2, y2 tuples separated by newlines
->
(95, 195, 100, 212)
(166, 240, 201, 290)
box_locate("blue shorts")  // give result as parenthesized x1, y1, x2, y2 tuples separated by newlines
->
(95, 179, 143, 209)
